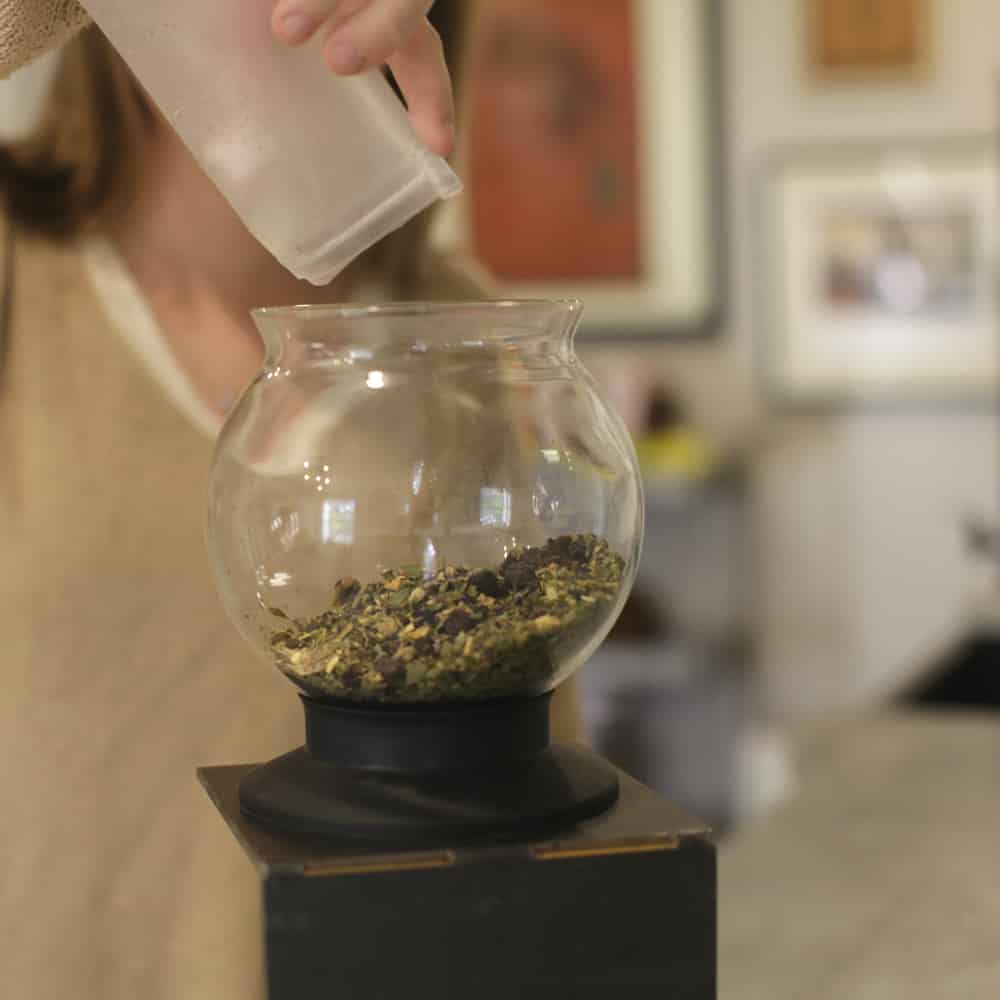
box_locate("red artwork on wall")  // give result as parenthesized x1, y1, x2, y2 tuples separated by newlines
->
(466, 0, 641, 282)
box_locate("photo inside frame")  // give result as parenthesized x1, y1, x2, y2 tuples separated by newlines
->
(818, 206, 977, 321)
(808, 0, 928, 78)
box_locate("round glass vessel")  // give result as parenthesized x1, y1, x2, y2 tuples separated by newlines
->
(207, 301, 642, 708)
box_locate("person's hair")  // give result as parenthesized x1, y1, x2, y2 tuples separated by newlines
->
(0, 1, 471, 292)
(0, 28, 146, 239)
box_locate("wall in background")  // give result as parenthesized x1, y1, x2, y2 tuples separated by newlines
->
(584, 0, 1000, 714)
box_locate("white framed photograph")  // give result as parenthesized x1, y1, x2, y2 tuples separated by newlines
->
(439, 0, 722, 339)
(759, 138, 999, 404)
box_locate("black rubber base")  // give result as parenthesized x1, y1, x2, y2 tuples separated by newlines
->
(239, 742, 620, 843)
(301, 694, 551, 772)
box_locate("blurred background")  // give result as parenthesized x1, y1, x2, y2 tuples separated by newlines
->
(445, 0, 1000, 833)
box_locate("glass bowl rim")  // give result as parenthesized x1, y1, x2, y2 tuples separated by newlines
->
(252, 298, 583, 321)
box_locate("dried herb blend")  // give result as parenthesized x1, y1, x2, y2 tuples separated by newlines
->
(269, 533, 625, 702)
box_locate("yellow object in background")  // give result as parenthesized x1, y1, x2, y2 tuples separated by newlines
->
(634, 427, 717, 481)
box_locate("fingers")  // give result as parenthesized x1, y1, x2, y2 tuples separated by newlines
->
(271, 0, 455, 157)
(272, 0, 364, 47)
(272, 0, 432, 61)
(384, 19, 455, 156)
(321, 0, 433, 74)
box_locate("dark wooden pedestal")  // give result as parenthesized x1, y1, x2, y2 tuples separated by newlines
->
(199, 756, 716, 999)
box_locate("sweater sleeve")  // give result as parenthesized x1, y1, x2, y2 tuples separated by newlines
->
(0, 0, 90, 79)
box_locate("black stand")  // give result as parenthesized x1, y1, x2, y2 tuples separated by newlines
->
(200, 759, 717, 1000)
(239, 694, 620, 843)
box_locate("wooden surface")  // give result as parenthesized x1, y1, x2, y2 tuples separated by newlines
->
(721, 712, 1000, 999)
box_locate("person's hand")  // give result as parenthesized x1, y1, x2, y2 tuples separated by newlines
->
(270, 0, 455, 156)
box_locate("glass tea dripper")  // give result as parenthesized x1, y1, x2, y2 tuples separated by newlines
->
(206, 302, 643, 840)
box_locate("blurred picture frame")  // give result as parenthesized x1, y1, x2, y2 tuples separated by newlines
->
(758, 138, 999, 405)
(805, 0, 931, 84)
(438, 0, 723, 340)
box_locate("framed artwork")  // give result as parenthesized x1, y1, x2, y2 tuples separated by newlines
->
(447, 0, 722, 339)
(758, 138, 999, 405)
(805, 0, 931, 82)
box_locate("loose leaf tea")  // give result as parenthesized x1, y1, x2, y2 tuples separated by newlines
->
(269, 533, 625, 703)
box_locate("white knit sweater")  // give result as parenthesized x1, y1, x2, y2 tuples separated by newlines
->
(0, 0, 89, 78)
